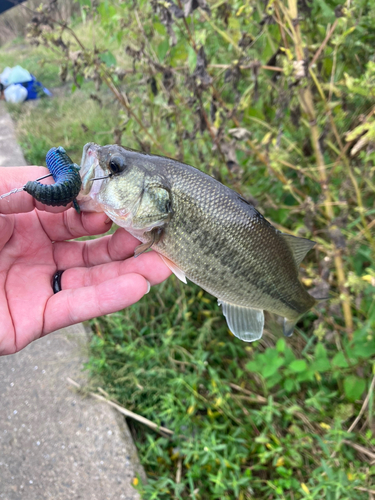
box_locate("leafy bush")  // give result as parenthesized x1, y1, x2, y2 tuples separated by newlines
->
(6, 0, 375, 497)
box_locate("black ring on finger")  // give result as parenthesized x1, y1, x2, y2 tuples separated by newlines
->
(52, 270, 64, 294)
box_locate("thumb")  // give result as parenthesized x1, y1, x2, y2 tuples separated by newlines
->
(0, 167, 70, 215)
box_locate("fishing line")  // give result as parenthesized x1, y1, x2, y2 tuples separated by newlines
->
(0, 173, 54, 201)
(88, 175, 111, 181)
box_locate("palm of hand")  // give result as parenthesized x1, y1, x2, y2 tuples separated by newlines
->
(0, 207, 171, 355)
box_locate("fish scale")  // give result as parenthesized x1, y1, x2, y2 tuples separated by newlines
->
(157, 167, 294, 309)
(78, 143, 317, 342)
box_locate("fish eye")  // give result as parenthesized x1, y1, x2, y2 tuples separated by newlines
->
(108, 155, 127, 175)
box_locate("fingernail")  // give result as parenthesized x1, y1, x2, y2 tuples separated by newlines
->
(105, 217, 112, 224)
(146, 280, 151, 294)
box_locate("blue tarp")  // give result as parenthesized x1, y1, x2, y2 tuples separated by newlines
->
(22, 75, 52, 100)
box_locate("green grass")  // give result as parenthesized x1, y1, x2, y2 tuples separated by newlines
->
(0, 38, 61, 88)
(7, 86, 116, 166)
(1, 25, 122, 166)
(88, 278, 375, 500)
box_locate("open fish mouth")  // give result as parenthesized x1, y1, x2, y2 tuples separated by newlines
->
(80, 142, 102, 195)
(77, 142, 111, 211)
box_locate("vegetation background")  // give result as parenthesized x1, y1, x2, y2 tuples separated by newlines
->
(1, 0, 375, 498)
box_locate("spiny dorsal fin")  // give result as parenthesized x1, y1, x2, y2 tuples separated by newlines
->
(281, 234, 315, 267)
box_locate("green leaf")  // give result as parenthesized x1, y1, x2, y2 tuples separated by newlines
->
(334, 403, 354, 422)
(170, 42, 188, 66)
(312, 343, 330, 372)
(314, 343, 327, 359)
(246, 360, 261, 373)
(352, 339, 375, 359)
(99, 52, 116, 67)
(153, 21, 166, 36)
(262, 357, 284, 378)
(97, 2, 116, 21)
(343, 375, 366, 402)
(311, 357, 330, 372)
(276, 338, 286, 352)
(157, 39, 169, 62)
(297, 369, 315, 382)
(76, 74, 84, 87)
(289, 360, 307, 373)
(284, 348, 296, 365)
(187, 46, 197, 73)
(332, 352, 349, 368)
(266, 372, 282, 388)
(262, 363, 278, 378)
(314, 0, 334, 18)
(284, 379, 295, 392)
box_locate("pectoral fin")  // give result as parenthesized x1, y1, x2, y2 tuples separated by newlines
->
(160, 255, 187, 284)
(218, 301, 264, 342)
(134, 240, 154, 258)
(134, 227, 164, 258)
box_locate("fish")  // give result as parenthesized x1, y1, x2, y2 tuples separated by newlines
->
(77, 142, 317, 342)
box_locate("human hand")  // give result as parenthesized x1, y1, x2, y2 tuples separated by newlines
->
(0, 167, 171, 355)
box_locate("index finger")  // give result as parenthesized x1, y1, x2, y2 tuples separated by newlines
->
(0, 166, 74, 214)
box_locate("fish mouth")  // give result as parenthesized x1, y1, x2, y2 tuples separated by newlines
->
(76, 142, 112, 211)
(79, 142, 102, 195)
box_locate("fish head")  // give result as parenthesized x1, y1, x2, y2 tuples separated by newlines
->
(78, 143, 170, 228)
(78, 143, 146, 215)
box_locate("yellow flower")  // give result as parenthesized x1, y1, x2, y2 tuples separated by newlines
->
(362, 274, 375, 285)
(187, 405, 195, 415)
(301, 483, 310, 495)
(319, 422, 331, 430)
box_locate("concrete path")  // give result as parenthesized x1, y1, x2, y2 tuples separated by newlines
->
(0, 102, 144, 499)
(0, 104, 25, 166)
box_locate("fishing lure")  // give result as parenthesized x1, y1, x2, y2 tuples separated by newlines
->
(0, 146, 82, 211)
(25, 147, 82, 209)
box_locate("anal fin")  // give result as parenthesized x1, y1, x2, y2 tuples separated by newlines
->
(218, 301, 264, 342)
(159, 255, 187, 284)
(283, 317, 296, 337)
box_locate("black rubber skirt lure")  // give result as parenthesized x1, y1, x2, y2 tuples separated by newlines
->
(24, 147, 82, 208)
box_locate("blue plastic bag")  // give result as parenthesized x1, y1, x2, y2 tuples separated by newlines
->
(22, 75, 52, 100)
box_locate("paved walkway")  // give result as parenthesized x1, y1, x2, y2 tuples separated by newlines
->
(0, 104, 25, 166)
(0, 102, 144, 500)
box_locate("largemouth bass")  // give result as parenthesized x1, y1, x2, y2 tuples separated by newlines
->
(77, 143, 316, 342)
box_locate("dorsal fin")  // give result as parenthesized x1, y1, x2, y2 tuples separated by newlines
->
(281, 234, 315, 267)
